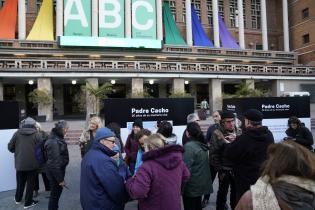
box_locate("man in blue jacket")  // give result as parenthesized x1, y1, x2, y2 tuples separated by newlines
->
(80, 127, 128, 210)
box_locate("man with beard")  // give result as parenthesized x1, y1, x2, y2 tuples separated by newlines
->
(224, 109, 274, 205)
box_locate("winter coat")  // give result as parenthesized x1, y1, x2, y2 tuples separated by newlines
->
(8, 127, 42, 171)
(209, 125, 236, 171)
(182, 129, 189, 145)
(80, 142, 128, 210)
(236, 176, 315, 210)
(116, 158, 132, 181)
(38, 130, 49, 173)
(285, 126, 314, 150)
(183, 140, 213, 197)
(126, 145, 190, 210)
(125, 134, 139, 163)
(224, 126, 274, 202)
(44, 128, 69, 183)
(79, 129, 95, 156)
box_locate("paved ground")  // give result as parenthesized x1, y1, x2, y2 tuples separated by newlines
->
(0, 145, 218, 210)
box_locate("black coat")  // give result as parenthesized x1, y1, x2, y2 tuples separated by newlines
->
(285, 126, 314, 150)
(8, 127, 42, 171)
(44, 128, 69, 183)
(224, 126, 274, 202)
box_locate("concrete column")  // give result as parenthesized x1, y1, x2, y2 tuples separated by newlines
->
(53, 84, 64, 116)
(16, 85, 26, 112)
(282, 0, 290, 52)
(238, 0, 245, 49)
(172, 78, 185, 94)
(185, 0, 193, 46)
(189, 83, 197, 109)
(86, 78, 99, 119)
(209, 79, 222, 113)
(125, 0, 132, 38)
(0, 81, 3, 101)
(245, 79, 255, 89)
(131, 78, 144, 98)
(156, 0, 163, 40)
(56, 0, 63, 38)
(261, 0, 268, 50)
(159, 83, 167, 98)
(272, 80, 284, 97)
(37, 78, 53, 121)
(92, 0, 98, 37)
(212, 0, 220, 48)
(18, 0, 26, 39)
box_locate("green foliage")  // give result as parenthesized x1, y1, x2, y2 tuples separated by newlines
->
(131, 87, 152, 98)
(85, 81, 112, 99)
(169, 91, 192, 98)
(223, 82, 267, 98)
(28, 88, 53, 107)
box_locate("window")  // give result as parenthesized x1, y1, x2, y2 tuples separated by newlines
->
(256, 44, 263, 50)
(182, 0, 186, 23)
(219, 0, 224, 21)
(302, 8, 309, 19)
(229, 0, 246, 28)
(0, 0, 5, 8)
(303, 34, 310, 44)
(169, 0, 176, 21)
(192, 0, 201, 19)
(207, 0, 213, 26)
(251, 0, 261, 29)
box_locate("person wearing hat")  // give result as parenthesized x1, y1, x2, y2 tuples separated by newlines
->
(125, 119, 143, 175)
(8, 117, 42, 209)
(44, 120, 69, 210)
(209, 111, 241, 210)
(285, 116, 313, 151)
(224, 109, 274, 206)
(80, 127, 128, 210)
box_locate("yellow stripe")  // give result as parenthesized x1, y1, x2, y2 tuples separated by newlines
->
(27, 0, 54, 41)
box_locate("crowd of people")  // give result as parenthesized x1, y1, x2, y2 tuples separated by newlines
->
(7, 108, 315, 210)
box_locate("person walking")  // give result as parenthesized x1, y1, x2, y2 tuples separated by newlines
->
(235, 140, 315, 210)
(202, 110, 222, 207)
(285, 116, 314, 151)
(183, 122, 212, 210)
(8, 117, 41, 209)
(80, 127, 128, 210)
(125, 119, 143, 175)
(200, 99, 209, 120)
(209, 111, 240, 210)
(45, 120, 69, 210)
(126, 133, 190, 210)
(224, 109, 274, 204)
(79, 116, 103, 157)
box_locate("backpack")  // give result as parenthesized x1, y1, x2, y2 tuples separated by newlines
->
(34, 133, 48, 165)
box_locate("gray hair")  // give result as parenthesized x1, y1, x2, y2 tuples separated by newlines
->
(187, 113, 200, 123)
(35, 122, 41, 130)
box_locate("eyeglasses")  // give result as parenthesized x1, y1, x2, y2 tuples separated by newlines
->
(106, 139, 116, 144)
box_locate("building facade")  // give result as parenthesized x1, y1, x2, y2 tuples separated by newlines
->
(0, 0, 314, 121)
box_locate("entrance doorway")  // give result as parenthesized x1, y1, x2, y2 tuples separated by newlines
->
(63, 84, 84, 116)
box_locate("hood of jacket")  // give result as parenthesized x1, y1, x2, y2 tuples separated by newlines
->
(142, 144, 184, 170)
(244, 126, 273, 141)
(165, 134, 177, 145)
(17, 127, 37, 135)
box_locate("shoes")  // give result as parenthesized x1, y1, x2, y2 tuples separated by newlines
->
(201, 199, 209, 208)
(33, 191, 39, 198)
(14, 198, 21, 204)
(24, 200, 39, 209)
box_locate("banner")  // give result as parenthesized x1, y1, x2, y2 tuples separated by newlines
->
(99, 0, 125, 38)
(64, 0, 91, 36)
(0, 101, 20, 192)
(104, 98, 194, 127)
(223, 97, 311, 142)
(132, 0, 156, 39)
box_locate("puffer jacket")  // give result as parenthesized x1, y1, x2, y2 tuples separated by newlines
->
(44, 128, 69, 183)
(8, 127, 41, 171)
(285, 126, 314, 150)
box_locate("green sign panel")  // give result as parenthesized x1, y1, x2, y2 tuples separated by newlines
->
(132, 0, 156, 39)
(99, 0, 125, 38)
(64, 0, 91, 36)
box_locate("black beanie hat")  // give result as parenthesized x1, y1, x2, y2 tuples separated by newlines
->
(132, 119, 143, 129)
(243, 109, 263, 122)
(221, 111, 235, 120)
(288, 116, 300, 125)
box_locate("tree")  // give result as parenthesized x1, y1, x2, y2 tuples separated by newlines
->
(28, 88, 54, 107)
(223, 82, 267, 98)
